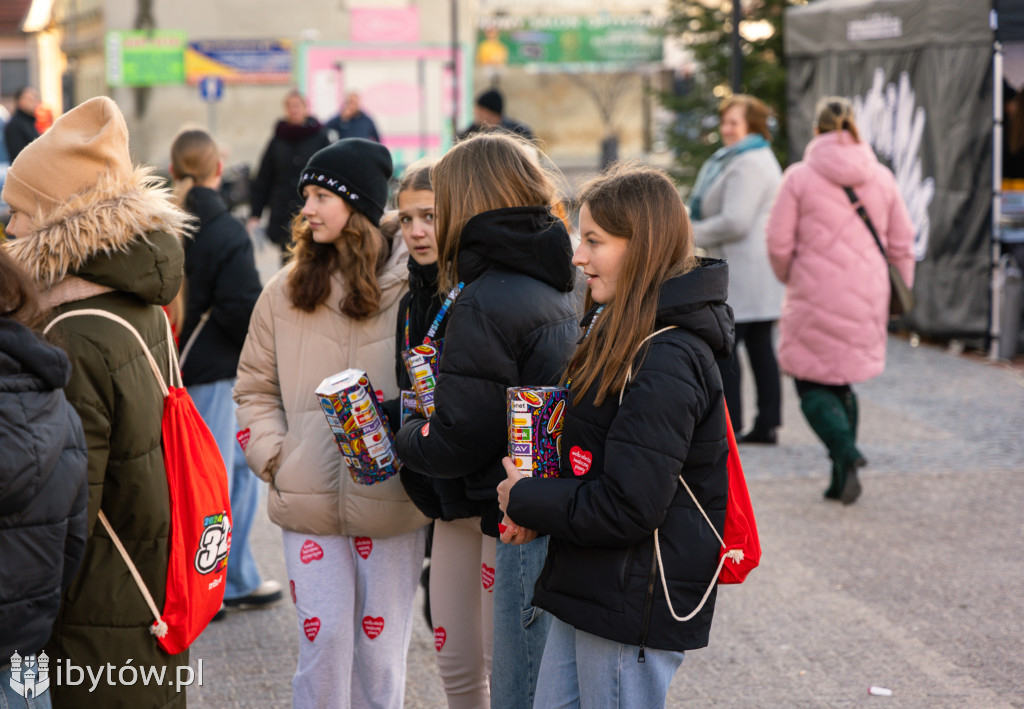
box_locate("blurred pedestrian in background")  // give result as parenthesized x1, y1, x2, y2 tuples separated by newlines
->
(326, 92, 380, 143)
(459, 88, 534, 142)
(690, 95, 784, 444)
(766, 97, 915, 505)
(248, 89, 330, 261)
(3, 96, 192, 707)
(4, 86, 40, 161)
(0, 249, 88, 709)
(235, 138, 428, 708)
(169, 127, 281, 620)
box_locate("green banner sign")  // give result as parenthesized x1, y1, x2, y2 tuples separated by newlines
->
(106, 30, 187, 87)
(477, 15, 662, 68)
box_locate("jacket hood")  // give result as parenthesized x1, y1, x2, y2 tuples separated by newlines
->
(457, 206, 575, 292)
(4, 167, 192, 297)
(0, 319, 71, 392)
(275, 117, 323, 142)
(185, 185, 228, 228)
(804, 131, 878, 188)
(655, 258, 735, 359)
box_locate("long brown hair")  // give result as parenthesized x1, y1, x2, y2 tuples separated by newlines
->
(286, 207, 390, 319)
(0, 247, 43, 330)
(431, 132, 560, 292)
(566, 164, 698, 406)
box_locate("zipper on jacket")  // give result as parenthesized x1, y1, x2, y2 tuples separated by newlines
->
(638, 542, 658, 663)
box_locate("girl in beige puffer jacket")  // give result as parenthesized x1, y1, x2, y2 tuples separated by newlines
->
(234, 139, 429, 708)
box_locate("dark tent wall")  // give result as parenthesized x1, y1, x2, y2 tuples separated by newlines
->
(995, 0, 1024, 42)
(785, 0, 992, 339)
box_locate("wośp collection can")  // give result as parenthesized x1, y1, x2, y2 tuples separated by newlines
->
(507, 386, 567, 478)
(401, 341, 443, 417)
(315, 369, 400, 485)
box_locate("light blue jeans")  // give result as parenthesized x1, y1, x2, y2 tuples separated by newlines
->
(491, 536, 552, 709)
(0, 662, 53, 709)
(533, 617, 685, 709)
(189, 378, 263, 600)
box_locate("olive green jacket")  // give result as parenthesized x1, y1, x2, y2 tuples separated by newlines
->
(6, 168, 192, 709)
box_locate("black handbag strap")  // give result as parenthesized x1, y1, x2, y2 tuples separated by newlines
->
(843, 186, 888, 261)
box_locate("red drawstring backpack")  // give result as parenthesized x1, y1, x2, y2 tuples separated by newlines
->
(45, 309, 231, 654)
(622, 327, 761, 622)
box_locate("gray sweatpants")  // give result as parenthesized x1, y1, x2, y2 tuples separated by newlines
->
(283, 527, 427, 708)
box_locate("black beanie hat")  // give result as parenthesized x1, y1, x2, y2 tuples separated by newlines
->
(476, 89, 504, 116)
(297, 138, 393, 226)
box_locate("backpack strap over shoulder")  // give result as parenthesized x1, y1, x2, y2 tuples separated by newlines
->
(619, 324, 744, 622)
(42, 307, 178, 639)
(43, 307, 183, 393)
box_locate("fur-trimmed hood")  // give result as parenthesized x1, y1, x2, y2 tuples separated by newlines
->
(5, 167, 192, 304)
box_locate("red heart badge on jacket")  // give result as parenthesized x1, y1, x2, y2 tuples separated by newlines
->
(421, 422, 430, 437)
(362, 616, 385, 639)
(434, 626, 447, 652)
(236, 428, 251, 452)
(303, 617, 320, 641)
(569, 446, 592, 476)
(300, 540, 324, 564)
(481, 563, 495, 591)
(355, 537, 373, 559)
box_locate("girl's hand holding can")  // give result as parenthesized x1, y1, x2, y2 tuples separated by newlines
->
(497, 456, 525, 514)
(498, 457, 538, 544)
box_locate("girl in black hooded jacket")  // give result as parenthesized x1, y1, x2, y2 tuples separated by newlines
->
(497, 165, 735, 707)
(390, 160, 497, 707)
(395, 133, 578, 709)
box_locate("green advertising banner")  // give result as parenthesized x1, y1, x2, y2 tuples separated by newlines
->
(476, 15, 663, 69)
(106, 30, 187, 87)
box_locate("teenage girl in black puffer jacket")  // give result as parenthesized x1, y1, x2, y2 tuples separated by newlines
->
(498, 165, 735, 707)
(0, 249, 88, 676)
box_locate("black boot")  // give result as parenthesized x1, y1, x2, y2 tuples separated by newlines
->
(800, 388, 865, 504)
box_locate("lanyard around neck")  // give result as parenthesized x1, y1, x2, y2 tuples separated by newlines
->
(404, 282, 464, 349)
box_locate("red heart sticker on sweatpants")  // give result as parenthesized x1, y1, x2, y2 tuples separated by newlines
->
(236, 428, 251, 451)
(569, 446, 592, 476)
(355, 537, 373, 559)
(303, 617, 320, 641)
(300, 540, 324, 564)
(481, 563, 495, 591)
(434, 626, 447, 651)
(362, 616, 385, 639)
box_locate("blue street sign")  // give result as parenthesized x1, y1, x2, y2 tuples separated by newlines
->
(199, 76, 225, 102)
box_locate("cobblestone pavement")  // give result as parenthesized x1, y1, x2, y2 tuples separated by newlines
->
(188, 235, 1024, 708)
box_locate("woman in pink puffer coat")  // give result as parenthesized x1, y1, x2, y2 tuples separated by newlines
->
(765, 97, 915, 505)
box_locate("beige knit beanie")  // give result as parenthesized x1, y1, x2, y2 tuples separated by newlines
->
(2, 96, 131, 218)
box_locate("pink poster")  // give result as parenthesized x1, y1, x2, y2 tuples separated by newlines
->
(350, 8, 420, 44)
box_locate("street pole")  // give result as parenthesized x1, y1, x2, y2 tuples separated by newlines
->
(731, 0, 743, 93)
(451, 0, 460, 140)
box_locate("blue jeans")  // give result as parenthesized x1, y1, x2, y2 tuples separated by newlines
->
(491, 536, 552, 709)
(189, 378, 263, 600)
(533, 617, 685, 709)
(0, 662, 53, 709)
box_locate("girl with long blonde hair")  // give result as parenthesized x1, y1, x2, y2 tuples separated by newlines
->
(395, 132, 578, 709)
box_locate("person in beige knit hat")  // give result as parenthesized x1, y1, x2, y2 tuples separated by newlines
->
(3, 96, 193, 709)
